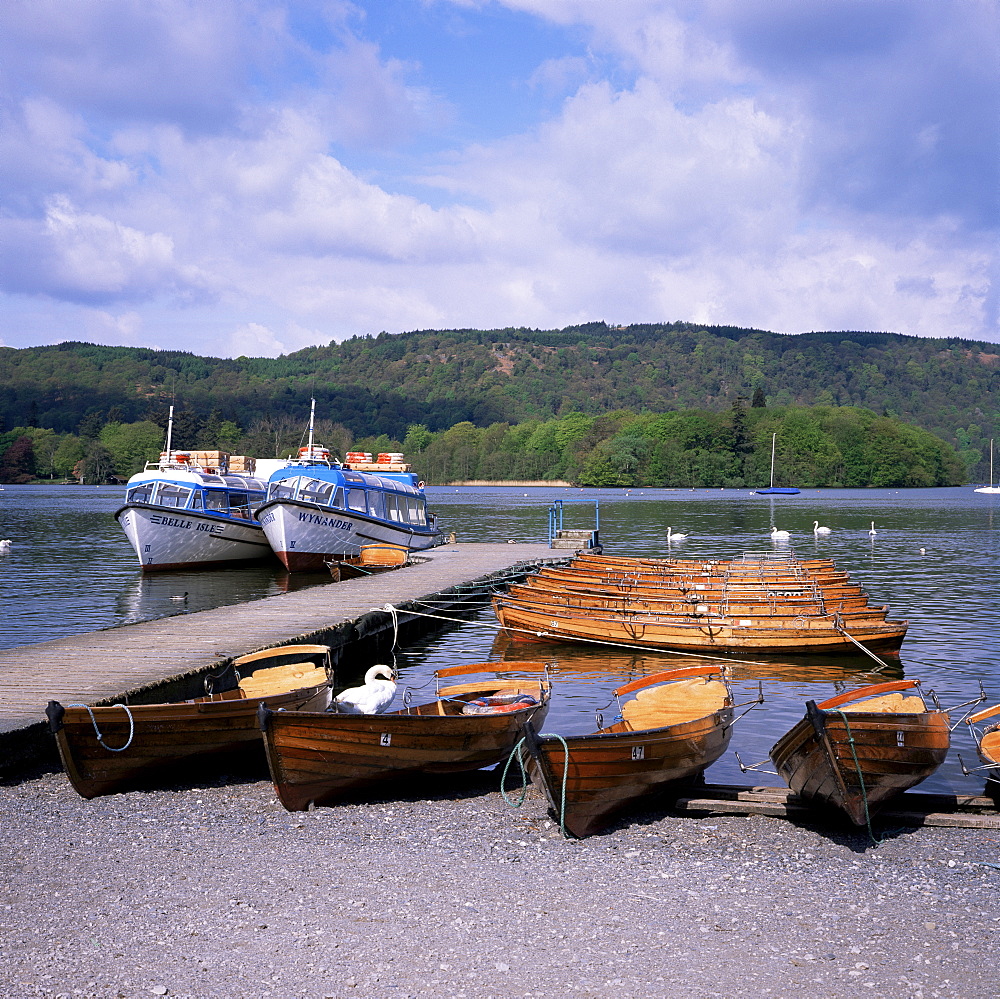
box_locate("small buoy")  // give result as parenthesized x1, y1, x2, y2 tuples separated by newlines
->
(919, 548, 926, 555)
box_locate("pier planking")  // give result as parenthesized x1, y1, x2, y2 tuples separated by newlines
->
(0, 543, 565, 773)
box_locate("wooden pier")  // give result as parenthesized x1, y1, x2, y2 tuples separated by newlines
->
(0, 542, 566, 775)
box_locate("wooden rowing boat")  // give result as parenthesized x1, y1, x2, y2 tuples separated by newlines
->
(507, 582, 883, 619)
(45, 644, 334, 798)
(493, 594, 908, 653)
(769, 680, 950, 825)
(325, 542, 413, 581)
(522, 666, 734, 837)
(258, 661, 552, 811)
(964, 702, 1000, 792)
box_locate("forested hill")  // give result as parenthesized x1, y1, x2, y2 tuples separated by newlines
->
(2, 322, 997, 455)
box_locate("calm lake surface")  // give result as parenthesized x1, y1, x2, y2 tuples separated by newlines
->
(1, 483, 997, 795)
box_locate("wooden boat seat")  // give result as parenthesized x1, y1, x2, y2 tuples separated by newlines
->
(237, 663, 329, 699)
(838, 692, 925, 714)
(622, 678, 728, 730)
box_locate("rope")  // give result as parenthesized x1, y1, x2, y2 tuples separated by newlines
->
(67, 702, 135, 752)
(831, 616, 894, 672)
(833, 708, 881, 846)
(500, 737, 531, 808)
(544, 732, 570, 839)
(376, 603, 779, 669)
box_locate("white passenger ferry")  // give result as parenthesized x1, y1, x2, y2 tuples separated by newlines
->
(115, 409, 272, 571)
(257, 403, 439, 572)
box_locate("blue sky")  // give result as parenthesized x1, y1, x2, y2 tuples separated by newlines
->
(1, 0, 997, 358)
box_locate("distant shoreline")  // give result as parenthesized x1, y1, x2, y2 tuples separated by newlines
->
(439, 480, 574, 487)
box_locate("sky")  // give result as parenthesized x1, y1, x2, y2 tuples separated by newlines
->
(1, 0, 997, 359)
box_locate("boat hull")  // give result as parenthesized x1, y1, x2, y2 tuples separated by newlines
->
(258, 499, 438, 572)
(493, 598, 908, 653)
(46, 683, 331, 799)
(770, 701, 950, 825)
(524, 707, 734, 838)
(259, 686, 550, 811)
(116, 503, 273, 571)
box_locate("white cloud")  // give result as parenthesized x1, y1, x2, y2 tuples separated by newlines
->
(0, 0, 995, 354)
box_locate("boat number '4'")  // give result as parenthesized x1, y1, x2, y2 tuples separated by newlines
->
(380, 733, 391, 747)
(632, 746, 645, 761)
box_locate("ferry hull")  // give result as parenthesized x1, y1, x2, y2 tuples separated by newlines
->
(116, 504, 274, 572)
(258, 499, 438, 572)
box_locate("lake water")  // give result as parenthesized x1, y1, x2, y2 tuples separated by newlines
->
(1, 483, 998, 796)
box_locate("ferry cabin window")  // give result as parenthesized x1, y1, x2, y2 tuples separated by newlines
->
(332, 486, 345, 509)
(384, 494, 400, 521)
(268, 480, 297, 501)
(128, 482, 155, 504)
(367, 491, 385, 519)
(205, 490, 228, 513)
(189, 490, 204, 510)
(346, 488, 367, 513)
(406, 496, 424, 525)
(299, 478, 334, 505)
(154, 483, 194, 509)
(229, 492, 251, 519)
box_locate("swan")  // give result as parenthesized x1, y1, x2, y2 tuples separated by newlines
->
(0, 539, 11, 551)
(813, 521, 832, 535)
(170, 591, 188, 602)
(869, 521, 877, 536)
(333, 665, 397, 714)
(666, 527, 688, 541)
(770, 527, 791, 539)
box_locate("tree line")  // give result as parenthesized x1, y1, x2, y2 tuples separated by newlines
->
(1, 322, 996, 481)
(0, 401, 966, 489)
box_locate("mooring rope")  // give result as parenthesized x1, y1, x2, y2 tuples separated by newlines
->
(67, 702, 135, 753)
(500, 736, 531, 808)
(499, 733, 571, 839)
(831, 616, 894, 672)
(375, 603, 779, 669)
(833, 708, 881, 846)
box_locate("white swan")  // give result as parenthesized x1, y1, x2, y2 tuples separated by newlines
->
(333, 665, 397, 714)
(0, 539, 11, 551)
(770, 527, 791, 539)
(666, 527, 688, 541)
(869, 521, 877, 536)
(813, 521, 831, 535)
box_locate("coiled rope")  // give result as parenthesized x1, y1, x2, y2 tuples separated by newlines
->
(68, 702, 135, 752)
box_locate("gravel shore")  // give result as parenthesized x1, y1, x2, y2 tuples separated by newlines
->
(2, 762, 998, 999)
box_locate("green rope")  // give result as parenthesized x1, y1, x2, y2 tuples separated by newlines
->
(499, 733, 571, 839)
(834, 708, 881, 846)
(544, 732, 570, 839)
(500, 737, 530, 808)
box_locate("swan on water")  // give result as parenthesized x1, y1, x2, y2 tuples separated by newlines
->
(813, 521, 832, 535)
(869, 521, 877, 536)
(170, 591, 188, 602)
(770, 527, 791, 539)
(0, 539, 11, 551)
(666, 527, 688, 541)
(333, 665, 397, 714)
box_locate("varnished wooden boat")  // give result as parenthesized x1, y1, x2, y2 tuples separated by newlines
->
(493, 594, 908, 653)
(46, 644, 334, 798)
(326, 542, 413, 581)
(258, 661, 552, 811)
(507, 582, 883, 618)
(769, 680, 950, 825)
(965, 702, 1000, 790)
(523, 666, 734, 837)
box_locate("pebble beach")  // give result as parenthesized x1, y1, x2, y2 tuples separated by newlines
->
(2, 762, 998, 999)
